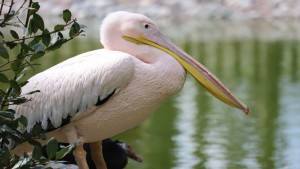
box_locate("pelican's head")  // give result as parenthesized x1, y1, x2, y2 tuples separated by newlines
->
(100, 11, 162, 63)
(100, 11, 249, 114)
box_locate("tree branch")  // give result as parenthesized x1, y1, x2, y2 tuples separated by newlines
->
(0, 0, 14, 27)
(23, 0, 31, 29)
(0, 0, 4, 15)
(15, 0, 28, 15)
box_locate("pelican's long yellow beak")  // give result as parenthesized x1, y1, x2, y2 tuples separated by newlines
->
(124, 32, 249, 114)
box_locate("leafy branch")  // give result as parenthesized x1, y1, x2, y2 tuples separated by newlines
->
(1, 18, 80, 44)
(0, 1, 84, 168)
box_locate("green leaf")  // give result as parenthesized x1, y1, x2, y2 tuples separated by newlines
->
(21, 43, 33, 52)
(0, 31, 3, 38)
(7, 118, 18, 130)
(29, 36, 41, 47)
(42, 29, 51, 46)
(30, 52, 45, 61)
(28, 19, 38, 35)
(9, 80, 21, 94)
(27, 137, 43, 148)
(54, 24, 65, 31)
(0, 111, 14, 119)
(28, 2, 40, 16)
(18, 115, 28, 127)
(63, 9, 72, 23)
(55, 144, 75, 160)
(28, 19, 33, 35)
(19, 80, 28, 87)
(0, 89, 6, 97)
(38, 158, 49, 165)
(0, 146, 10, 166)
(33, 13, 44, 31)
(9, 97, 28, 105)
(31, 2, 40, 10)
(10, 30, 19, 39)
(58, 32, 64, 39)
(0, 73, 9, 83)
(6, 109, 15, 114)
(16, 73, 25, 82)
(0, 44, 9, 59)
(0, 125, 13, 132)
(46, 137, 58, 159)
(12, 155, 31, 169)
(11, 60, 22, 72)
(31, 123, 43, 137)
(69, 22, 80, 37)
(6, 42, 17, 49)
(32, 146, 42, 160)
(46, 39, 66, 51)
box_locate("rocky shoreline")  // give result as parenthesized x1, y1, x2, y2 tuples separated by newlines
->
(11, 0, 300, 40)
(39, 0, 300, 20)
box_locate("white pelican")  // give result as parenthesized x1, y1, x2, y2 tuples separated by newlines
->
(11, 11, 249, 169)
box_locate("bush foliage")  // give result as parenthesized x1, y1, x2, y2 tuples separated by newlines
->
(0, 1, 84, 168)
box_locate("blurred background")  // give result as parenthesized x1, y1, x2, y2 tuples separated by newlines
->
(12, 0, 300, 168)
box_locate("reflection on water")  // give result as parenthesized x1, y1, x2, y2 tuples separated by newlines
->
(172, 79, 199, 169)
(6, 34, 300, 169)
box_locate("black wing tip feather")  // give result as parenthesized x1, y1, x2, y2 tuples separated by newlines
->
(95, 89, 116, 106)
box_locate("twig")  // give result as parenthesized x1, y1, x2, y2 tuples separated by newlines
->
(0, 58, 20, 67)
(0, 0, 14, 27)
(8, 0, 14, 15)
(23, 0, 31, 29)
(18, 0, 31, 64)
(24, 58, 35, 71)
(16, 15, 25, 26)
(15, 0, 28, 15)
(0, 60, 40, 73)
(0, 83, 13, 109)
(13, 0, 28, 26)
(0, 0, 4, 15)
(0, 68, 13, 73)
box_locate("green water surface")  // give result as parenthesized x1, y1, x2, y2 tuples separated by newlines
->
(5, 31, 300, 169)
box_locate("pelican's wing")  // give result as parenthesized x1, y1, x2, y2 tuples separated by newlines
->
(10, 49, 135, 132)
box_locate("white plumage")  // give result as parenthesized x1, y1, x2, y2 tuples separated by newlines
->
(13, 50, 135, 132)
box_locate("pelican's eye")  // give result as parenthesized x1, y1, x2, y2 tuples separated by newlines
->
(144, 24, 149, 29)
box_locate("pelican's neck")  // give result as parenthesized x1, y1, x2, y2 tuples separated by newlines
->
(102, 38, 158, 64)
(144, 48, 187, 96)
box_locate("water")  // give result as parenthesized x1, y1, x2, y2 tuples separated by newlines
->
(6, 27, 300, 169)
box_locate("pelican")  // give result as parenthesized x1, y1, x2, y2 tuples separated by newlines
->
(11, 11, 249, 169)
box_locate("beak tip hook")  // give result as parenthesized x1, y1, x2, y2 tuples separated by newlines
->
(243, 106, 250, 115)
